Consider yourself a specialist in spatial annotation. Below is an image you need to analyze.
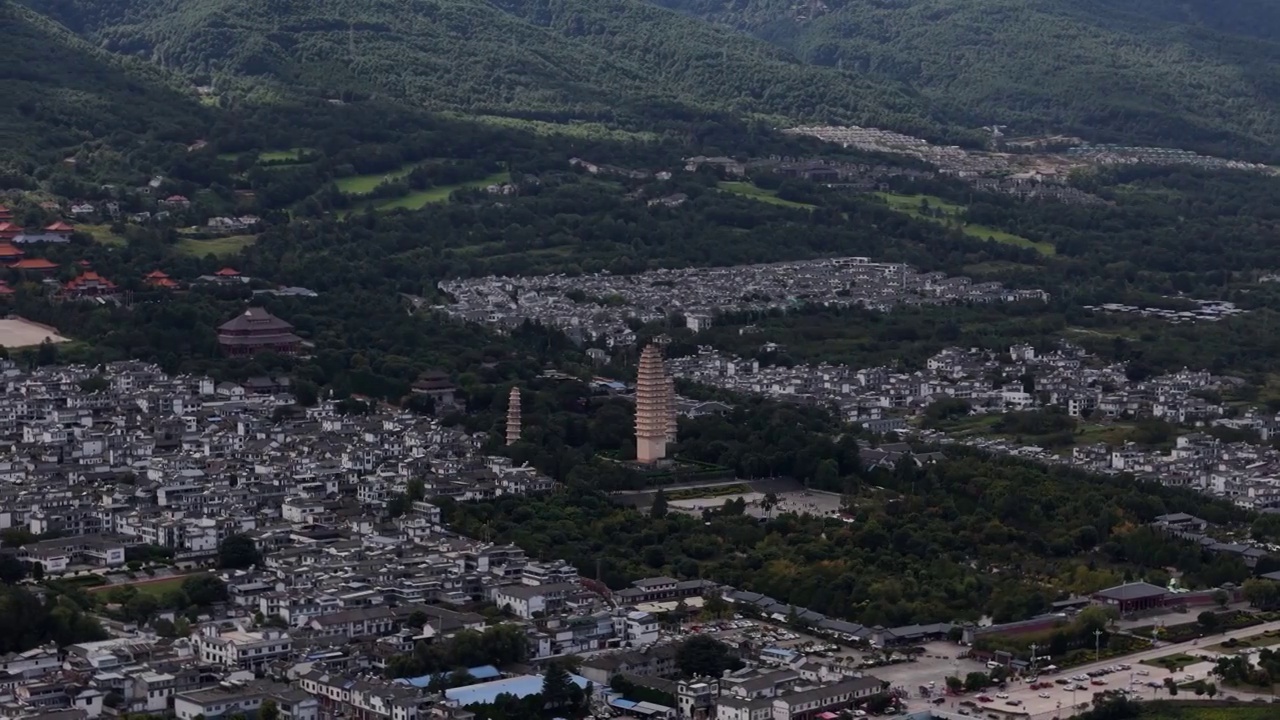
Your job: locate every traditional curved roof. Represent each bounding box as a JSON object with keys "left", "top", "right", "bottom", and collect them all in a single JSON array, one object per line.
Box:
[{"left": 12, "top": 258, "right": 58, "bottom": 270}]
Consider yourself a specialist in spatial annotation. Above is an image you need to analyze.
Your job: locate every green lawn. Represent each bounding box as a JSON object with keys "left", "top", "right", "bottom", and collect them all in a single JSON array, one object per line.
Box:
[
  {"left": 1063, "top": 326, "right": 1140, "bottom": 340},
  {"left": 455, "top": 113, "right": 660, "bottom": 142},
  {"left": 217, "top": 147, "right": 312, "bottom": 164},
  {"left": 1140, "top": 652, "right": 1199, "bottom": 671},
  {"left": 259, "top": 148, "right": 311, "bottom": 163},
  {"left": 335, "top": 164, "right": 417, "bottom": 194},
  {"left": 936, "top": 419, "right": 1143, "bottom": 453},
  {"left": 78, "top": 223, "right": 129, "bottom": 247},
  {"left": 92, "top": 575, "right": 186, "bottom": 599},
  {"left": 449, "top": 243, "right": 579, "bottom": 260},
  {"left": 720, "top": 181, "right": 815, "bottom": 209},
  {"left": 874, "top": 191, "right": 1056, "bottom": 256},
  {"left": 374, "top": 172, "right": 512, "bottom": 211},
  {"left": 1255, "top": 374, "right": 1280, "bottom": 405},
  {"left": 931, "top": 413, "right": 1002, "bottom": 437},
  {"left": 1074, "top": 423, "right": 1137, "bottom": 446},
  {"left": 1207, "top": 629, "right": 1280, "bottom": 653},
  {"left": 877, "top": 191, "right": 966, "bottom": 215},
  {"left": 668, "top": 484, "right": 752, "bottom": 501},
  {"left": 961, "top": 261, "right": 1041, "bottom": 275},
  {"left": 175, "top": 234, "right": 256, "bottom": 258},
  {"left": 1142, "top": 705, "right": 1280, "bottom": 720}
]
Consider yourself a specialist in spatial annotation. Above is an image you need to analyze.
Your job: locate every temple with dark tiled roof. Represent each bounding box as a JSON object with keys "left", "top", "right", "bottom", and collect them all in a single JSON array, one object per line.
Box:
[{"left": 217, "top": 307, "right": 301, "bottom": 356}]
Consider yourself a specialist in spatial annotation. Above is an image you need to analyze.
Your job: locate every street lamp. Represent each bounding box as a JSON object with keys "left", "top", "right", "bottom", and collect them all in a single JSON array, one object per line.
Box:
[{"left": 1094, "top": 629, "right": 1104, "bottom": 662}]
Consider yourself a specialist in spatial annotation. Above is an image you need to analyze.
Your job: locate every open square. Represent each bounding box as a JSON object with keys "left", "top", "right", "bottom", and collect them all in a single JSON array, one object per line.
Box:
[{"left": 0, "top": 317, "right": 70, "bottom": 348}]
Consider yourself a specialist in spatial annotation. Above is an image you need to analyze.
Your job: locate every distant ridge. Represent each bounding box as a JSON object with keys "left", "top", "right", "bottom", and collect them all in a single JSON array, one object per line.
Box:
[
  {"left": 650, "top": 0, "right": 1280, "bottom": 158},
  {"left": 17, "top": 0, "right": 945, "bottom": 137}
]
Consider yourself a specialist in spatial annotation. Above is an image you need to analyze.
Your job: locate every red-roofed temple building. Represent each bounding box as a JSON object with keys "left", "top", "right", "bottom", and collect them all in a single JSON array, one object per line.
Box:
[
  {"left": 62, "top": 271, "right": 118, "bottom": 299},
  {"left": 217, "top": 308, "right": 302, "bottom": 356},
  {"left": 12, "top": 258, "right": 59, "bottom": 273},
  {"left": 16, "top": 221, "right": 75, "bottom": 244},
  {"left": 0, "top": 244, "right": 24, "bottom": 264},
  {"left": 144, "top": 270, "right": 179, "bottom": 289}
]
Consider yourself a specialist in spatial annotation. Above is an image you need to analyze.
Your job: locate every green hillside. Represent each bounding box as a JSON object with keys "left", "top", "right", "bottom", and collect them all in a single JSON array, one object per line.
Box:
[
  {"left": 19, "top": 0, "right": 945, "bottom": 136},
  {"left": 0, "top": 1, "right": 208, "bottom": 171},
  {"left": 16, "top": 0, "right": 1280, "bottom": 160},
  {"left": 651, "top": 0, "right": 1280, "bottom": 158}
]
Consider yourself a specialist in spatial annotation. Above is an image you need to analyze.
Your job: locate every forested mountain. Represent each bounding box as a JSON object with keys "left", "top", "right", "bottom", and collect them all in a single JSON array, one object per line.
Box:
[
  {"left": 1, "top": 2, "right": 207, "bottom": 172},
  {"left": 17, "top": 0, "right": 941, "bottom": 136},
  {"left": 651, "top": 0, "right": 1280, "bottom": 156},
  {"left": 17, "top": 0, "right": 1280, "bottom": 155}
]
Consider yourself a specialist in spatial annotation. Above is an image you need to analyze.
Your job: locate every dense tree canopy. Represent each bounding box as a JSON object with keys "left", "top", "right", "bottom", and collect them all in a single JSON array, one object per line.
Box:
[
  {"left": 443, "top": 449, "right": 1254, "bottom": 626},
  {"left": 217, "top": 535, "right": 261, "bottom": 569},
  {"left": 385, "top": 623, "right": 530, "bottom": 679},
  {"left": 657, "top": 0, "right": 1280, "bottom": 159},
  {"left": 0, "top": 584, "right": 106, "bottom": 653}
]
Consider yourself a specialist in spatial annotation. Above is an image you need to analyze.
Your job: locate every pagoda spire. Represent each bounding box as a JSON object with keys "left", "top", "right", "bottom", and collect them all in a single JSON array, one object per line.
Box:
[
  {"left": 505, "top": 387, "right": 522, "bottom": 446},
  {"left": 635, "top": 343, "right": 670, "bottom": 463},
  {"left": 665, "top": 375, "right": 678, "bottom": 442}
]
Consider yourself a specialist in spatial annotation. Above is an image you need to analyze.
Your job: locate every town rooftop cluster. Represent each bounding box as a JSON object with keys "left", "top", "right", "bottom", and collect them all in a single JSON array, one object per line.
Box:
[
  {"left": 0, "top": 361, "right": 975, "bottom": 720},
  {"left": 667, "top": 342, "right": 1235, "bottom": 436},
  {"left": 0, "top": 360, "right": 553, "bottom": 554},
  {"left": 438, "top": 257, "right": 1047, "bottom": 347}
]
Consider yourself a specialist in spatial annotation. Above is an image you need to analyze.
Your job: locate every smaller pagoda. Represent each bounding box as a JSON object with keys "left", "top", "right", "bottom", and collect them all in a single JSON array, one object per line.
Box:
[{"left": 505, "top": 387, "right": 522, "bottom": 446}]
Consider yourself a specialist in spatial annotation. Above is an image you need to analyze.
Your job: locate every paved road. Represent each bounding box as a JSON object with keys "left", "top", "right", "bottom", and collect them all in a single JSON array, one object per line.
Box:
[{"left": 908, "top": 619, "right": 1280, "bottom": 718}]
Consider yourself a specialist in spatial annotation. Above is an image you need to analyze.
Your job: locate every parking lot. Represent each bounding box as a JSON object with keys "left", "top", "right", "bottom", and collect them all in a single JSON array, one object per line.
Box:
[
  {"left": 872, "top": 643, "right": 990, "bottom": 694},
  {"left": 668, "top": 613, "right": 1280, "bottom": 718},
  {"left": 679, "top": 618, "right": 989, "bottom": 698},
  {"left": 692, "top": 617, "right": 833, "bottom": 650}
]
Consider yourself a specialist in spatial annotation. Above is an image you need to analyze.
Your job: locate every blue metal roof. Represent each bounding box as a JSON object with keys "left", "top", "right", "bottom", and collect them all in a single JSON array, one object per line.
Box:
[
  {"left": 445, "top": 673, "right": 591, "bottom": 706},
  {"left": 396, "top": 664, "right": 503, "bottom": 689}
]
